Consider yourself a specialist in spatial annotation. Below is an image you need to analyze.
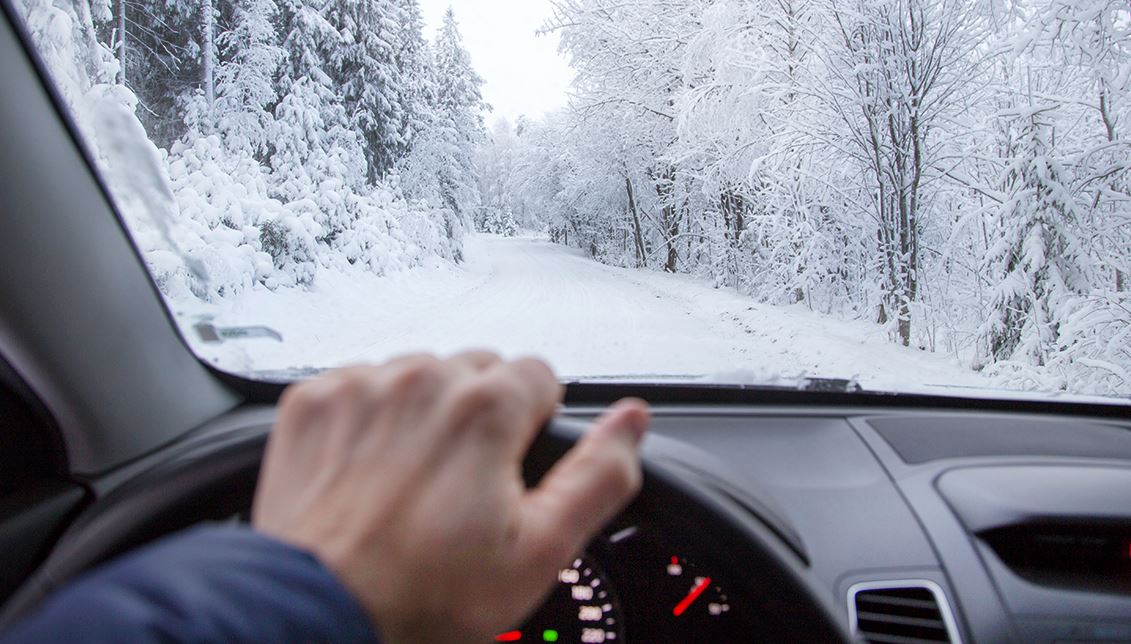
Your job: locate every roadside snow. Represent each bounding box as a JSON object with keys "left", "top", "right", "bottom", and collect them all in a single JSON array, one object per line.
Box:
[{"left": 176, "top": 234, "right": 999, "bottom": 394}]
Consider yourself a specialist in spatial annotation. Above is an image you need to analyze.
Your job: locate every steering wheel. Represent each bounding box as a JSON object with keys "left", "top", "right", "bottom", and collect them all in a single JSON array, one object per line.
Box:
[{"left": 0, "top": 415, "right": 851, "bottom": 641}]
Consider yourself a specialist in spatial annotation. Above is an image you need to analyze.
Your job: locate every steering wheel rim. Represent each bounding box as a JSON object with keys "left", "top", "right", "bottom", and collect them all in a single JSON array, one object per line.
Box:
[{"left": 0, "top": 417, "right": 852, "bottom": 642}]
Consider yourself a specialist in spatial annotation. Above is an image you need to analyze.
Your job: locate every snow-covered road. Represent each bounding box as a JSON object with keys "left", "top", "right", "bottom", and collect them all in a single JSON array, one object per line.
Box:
[{"left": 189, "top": 234, "right": 989, "bottom": 392}]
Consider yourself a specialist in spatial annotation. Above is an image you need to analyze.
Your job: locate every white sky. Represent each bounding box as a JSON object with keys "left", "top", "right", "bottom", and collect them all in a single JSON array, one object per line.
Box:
[{"left": 419, "top": 0, "right": 572, "bottom": 124}]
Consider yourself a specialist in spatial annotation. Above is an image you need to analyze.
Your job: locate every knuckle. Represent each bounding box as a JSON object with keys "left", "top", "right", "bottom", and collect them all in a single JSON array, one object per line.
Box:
[
  {"left": 491, "top": 370, "right": 529, "bottom": 407},
  {"left": 326, "top": 372, "right": 370, "bottom": 405},
  {"left": 455, "top": 349, "right": 502, "bottom": 365},
  {"left": 482, "top": 372, "right": 533, "bottom": 432},
  {"left": 279, "top": 381, "right": 328, "bottom": 417},
  {"left": 447, "top": 378, "right": 499, "bottom": 420},
  {"left": 514, "top": 356, "right": 556, "bottom": 383},
  {"left": 389, "top": 351, "right": 436, "bottom": 365},
  {"left": 444, "top": 373, "right": 527, "bottom": 440},
  {"left": 276, "top": 381, "right": 340, "bottom": 438},
  {"left": 383, "top": 357, "right": 441, "bottom": 398}
]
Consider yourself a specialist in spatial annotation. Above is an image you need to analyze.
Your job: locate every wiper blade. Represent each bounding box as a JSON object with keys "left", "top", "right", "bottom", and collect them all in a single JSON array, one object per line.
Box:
[
  {"left": 795, "top": 377, "right": 864, "bottom": 394},
  {"left": 195, "top": 322, "right": 283, "bottom": 344}
]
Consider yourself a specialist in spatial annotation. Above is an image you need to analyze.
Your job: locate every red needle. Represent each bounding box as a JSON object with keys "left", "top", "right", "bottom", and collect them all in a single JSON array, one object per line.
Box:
[{"left": 672, "top": 576, "right": 712, "bottom": 617}]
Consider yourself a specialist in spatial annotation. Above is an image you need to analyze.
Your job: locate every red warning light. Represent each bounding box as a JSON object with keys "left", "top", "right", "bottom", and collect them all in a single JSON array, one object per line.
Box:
[{"left": 495, "top": 631, "right": 522, "bottom": 642}]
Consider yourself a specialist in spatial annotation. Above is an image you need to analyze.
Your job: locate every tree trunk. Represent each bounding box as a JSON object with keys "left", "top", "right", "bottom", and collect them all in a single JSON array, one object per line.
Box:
[
  {"left": 733, "top": 192, "right": 745, "bottom": 239},
  {"left": 653, "top": 167, "right": 679, "bottom": 273},
  {"left": 117, "top": 0, "right": 126, "bottom": 84},
  {"left": 202, "top": 0, "right": 215, "bottom": 117},
  {"left": 626, "top": 177, "right": 645, "bottom": 268},
  {"left": 665, "top": 210, "right": 679, "bottom": 273}
]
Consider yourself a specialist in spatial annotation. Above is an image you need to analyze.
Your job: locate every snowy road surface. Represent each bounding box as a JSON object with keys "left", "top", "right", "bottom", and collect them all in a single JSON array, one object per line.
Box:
[{"left": 189, "top": 234, "right": 990, "bottom": 393}]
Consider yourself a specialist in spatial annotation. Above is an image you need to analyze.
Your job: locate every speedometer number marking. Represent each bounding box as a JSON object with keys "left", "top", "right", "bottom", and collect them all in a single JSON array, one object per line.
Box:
[
  {"left": 517, "top": 555, "right": 622, "bottom": 643},
  {"left": 578, "top": 605, "right": 603, "bottom": 621},
  {"left": 581, "top": 628, "right": 609, "bottom": 642},
  {"left": 667, "top": 556, "right": 682, "bottom": 576}
]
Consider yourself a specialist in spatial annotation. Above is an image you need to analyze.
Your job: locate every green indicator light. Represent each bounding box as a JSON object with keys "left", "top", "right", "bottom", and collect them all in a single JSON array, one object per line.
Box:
[{"left": 542, "top": 630, "right": 559, "bottom": 642}]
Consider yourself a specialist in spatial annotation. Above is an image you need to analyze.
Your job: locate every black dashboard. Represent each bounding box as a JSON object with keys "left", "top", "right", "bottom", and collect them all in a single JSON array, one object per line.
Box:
[
  {"left": 6, "top": 404, "right": 1131, "bottom": 643},
  {"left": 539, "top": 406, "right": 1131, "bottom": 644}
]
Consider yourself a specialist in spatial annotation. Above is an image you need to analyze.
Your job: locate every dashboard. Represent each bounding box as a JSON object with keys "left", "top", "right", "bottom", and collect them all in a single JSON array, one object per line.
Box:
[
  {"left": 540, "top": 405, "right": 1131, "bottom": 644},
  {"left": 6, "top": 404, "right": 1131, "bottom": 643}
]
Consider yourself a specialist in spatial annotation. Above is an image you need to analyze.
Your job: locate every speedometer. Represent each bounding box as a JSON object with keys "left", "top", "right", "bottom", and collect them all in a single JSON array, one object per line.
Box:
[{"left": 496, "top": 554, "right": 624, "bottom": 643}]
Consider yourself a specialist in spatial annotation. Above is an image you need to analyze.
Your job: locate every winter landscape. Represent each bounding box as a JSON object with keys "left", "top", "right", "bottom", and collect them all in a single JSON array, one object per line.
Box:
[{"left": 14, "top": 0, "right": 1131, "bottom": 398}]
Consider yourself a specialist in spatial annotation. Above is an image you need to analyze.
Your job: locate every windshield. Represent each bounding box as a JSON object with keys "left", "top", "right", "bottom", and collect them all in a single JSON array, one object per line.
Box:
[{"left": 12, "top": 0, "right": 1131, "bottom": 402}]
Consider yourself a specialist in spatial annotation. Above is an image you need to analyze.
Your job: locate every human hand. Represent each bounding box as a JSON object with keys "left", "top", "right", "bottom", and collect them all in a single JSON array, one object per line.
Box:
[{"left": 252, "top": 352, "right": 650, "bottom": 643}]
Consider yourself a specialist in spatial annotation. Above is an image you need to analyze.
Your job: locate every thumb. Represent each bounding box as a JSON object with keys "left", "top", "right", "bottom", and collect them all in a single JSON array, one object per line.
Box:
[{"left": 520, "top": 399, "right": 650, "bottom": 567}]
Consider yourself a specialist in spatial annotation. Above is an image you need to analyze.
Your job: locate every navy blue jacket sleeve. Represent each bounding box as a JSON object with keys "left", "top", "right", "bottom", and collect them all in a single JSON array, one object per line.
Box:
[{"left": 0, "top": 526, "right": 380, "bottom": 643}]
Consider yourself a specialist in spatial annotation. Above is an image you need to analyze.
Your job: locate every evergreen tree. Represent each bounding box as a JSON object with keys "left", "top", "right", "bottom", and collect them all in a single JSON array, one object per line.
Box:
[
  {"left": 273, "top": 0, "right": 367, "bottom": 222},
  {"left": 323, "top": 0, "right": 419, "bottom": 182},
  {"left": 391, "top": 0, "right": 433, "bottom": 157},
  {"left": 979, "top": 108, "right": 1090, "bottom": 368},
  {"left": 214, "top": 0, "right": 284, "bottom": 157},
  {"left": 428, "top": 8, "right": 486, "bottom": 222}
]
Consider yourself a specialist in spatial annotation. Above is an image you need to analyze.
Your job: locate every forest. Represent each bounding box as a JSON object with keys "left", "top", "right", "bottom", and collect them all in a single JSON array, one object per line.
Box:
[
  {"left": 18, "top": 0, "right": 486, "bottom": 296},
  {"left": 14, "top": 0, "right": 1131, "bottom": 396},
  {"left": 478, "top": 0, "right": 1131, "bottom": 396}
]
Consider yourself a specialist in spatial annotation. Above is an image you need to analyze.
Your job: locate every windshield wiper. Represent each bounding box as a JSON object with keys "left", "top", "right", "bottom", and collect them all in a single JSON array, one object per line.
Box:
[
  {"left": 194, "top": 322, "right": 283, "bottom": 344},
  {"left": 796, "top": 377, "right": 864, "bottom": 394}
]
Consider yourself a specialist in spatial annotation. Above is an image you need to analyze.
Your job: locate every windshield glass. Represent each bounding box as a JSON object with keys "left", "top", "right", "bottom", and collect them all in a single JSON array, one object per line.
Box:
[{"left": 12, "top": 0, "right": 1131, "bottom": 402}]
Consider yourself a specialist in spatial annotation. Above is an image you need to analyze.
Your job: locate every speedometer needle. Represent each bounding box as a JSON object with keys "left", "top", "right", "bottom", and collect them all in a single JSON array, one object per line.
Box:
[{"left": 672, "top": 576, "right": 712, "bottom": 616}]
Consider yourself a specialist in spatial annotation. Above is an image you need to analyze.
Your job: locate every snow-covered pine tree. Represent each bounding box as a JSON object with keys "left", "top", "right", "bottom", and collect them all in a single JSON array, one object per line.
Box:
[
  {"left": 269, "top": 76, "right": 362, "bottom": 280},
  {"left": 392, "top": 0, "right": 433, "bottom": 159},
  {"left": 979, "top": 106, "right": 1090, "bottom": 370},
  {"left": 273, "top": 0, "right": 366, "bottom": 237},
  {"left": 429, "top": 8, "right": 485, "bottom": 221},
  {"left": 214, "top": 0, "right": 283, "bottom": 158},
  {"left": 399, "top": 7, "right": 484, "bottom": 253},
  {"left": 323, "top": 0, "right": 413, "bottom": 182}
]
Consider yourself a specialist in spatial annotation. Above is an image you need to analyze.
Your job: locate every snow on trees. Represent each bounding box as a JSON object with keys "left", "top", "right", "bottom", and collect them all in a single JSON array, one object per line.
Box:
[
  {"left": 426, "top": 9, "right": 485, "bottom": 219},
  {"left": 397, "top": 8, "right": 485, "bottom": 255},
  {"left": 214, "top": 0, "right": 282, "bottom": 157},
  {"left": 463, "top": 0, "right": 1130, "bottom": 395},
  {"left": 19, "top": 0, "right": 482, "bottom": 297},
  {"left": 978, "top": 107, "right": 1089, "bottom": 370},
  {"left": 16, "top": 0, "right": 1131, "bottom": 396}
]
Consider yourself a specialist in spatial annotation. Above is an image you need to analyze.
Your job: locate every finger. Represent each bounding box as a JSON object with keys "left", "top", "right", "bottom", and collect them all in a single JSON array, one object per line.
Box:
[
  {"left": 520, "top": 399, "right": 650, "bottom": 562},
  {"left": 446, "top": 349, "right": 503, "bottom": 373},
  {"left": 273, "top": 375, "right": 345, "bottom": 446},
  {"left": 505, "top": 358, "right": 565, "bottom": 456},
  {"left": 453, "top": 358, "right": 561, "bottom": 452},
  {"left": 255, "top": 376, "right": 350, "bottom": 518},
  {"left": 349, "top": 356, "right": 448, "bottom": 453}
]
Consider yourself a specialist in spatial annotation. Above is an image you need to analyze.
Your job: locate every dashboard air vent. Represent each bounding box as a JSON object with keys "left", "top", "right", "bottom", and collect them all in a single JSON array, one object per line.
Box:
[{"left": 849, "top": 581, "right": 960, "bottom": 644}]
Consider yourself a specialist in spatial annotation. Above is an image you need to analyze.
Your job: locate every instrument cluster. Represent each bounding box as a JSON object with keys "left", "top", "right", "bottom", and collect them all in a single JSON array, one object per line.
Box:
[{"left": 498, "top": 513, "right": 758, "bottom": 643}]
